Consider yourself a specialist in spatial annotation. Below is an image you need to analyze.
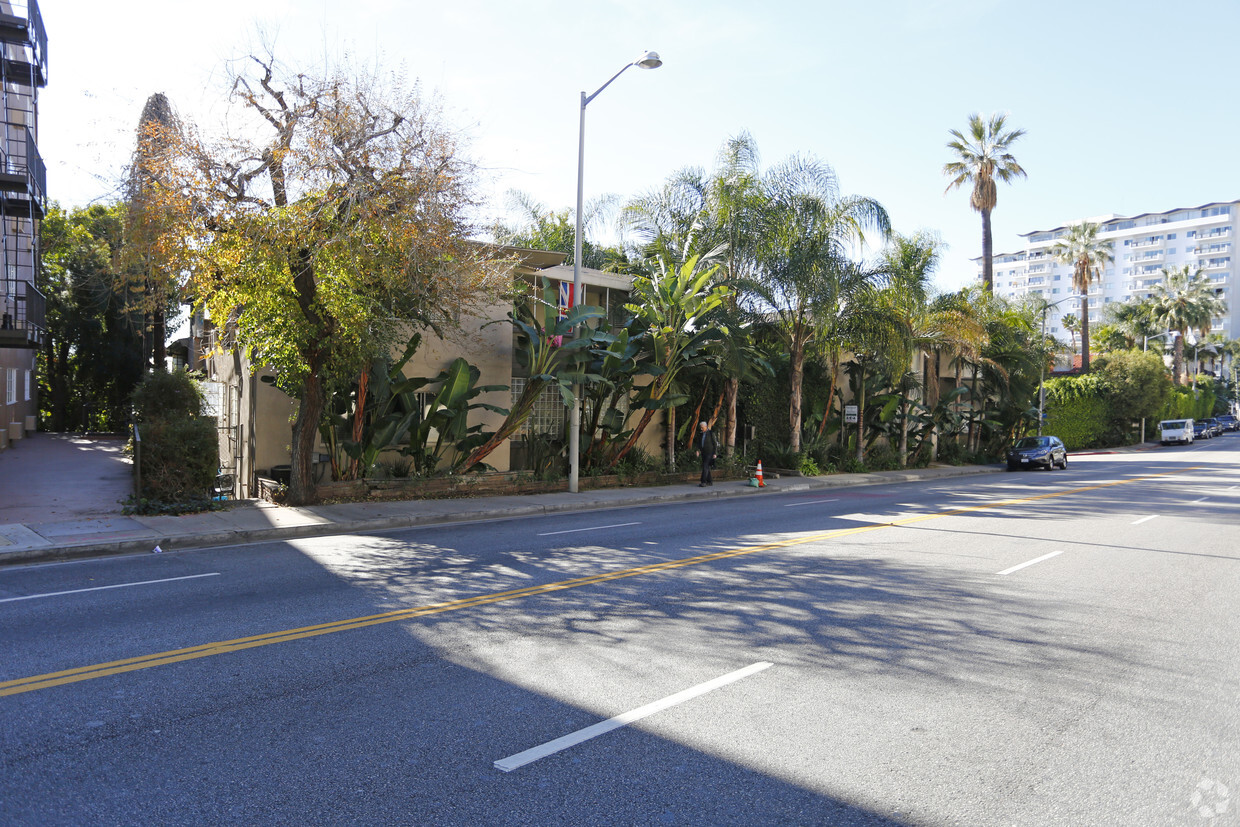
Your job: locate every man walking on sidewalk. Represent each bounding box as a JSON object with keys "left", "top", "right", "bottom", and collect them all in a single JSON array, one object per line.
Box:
[{"left": 696, "top": 420, "right": 718, "bottom": 487}]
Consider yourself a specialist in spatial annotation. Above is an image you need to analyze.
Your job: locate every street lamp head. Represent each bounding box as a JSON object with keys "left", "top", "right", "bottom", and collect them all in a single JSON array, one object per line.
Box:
[{"left": 635, "top": 51, "right": 663, "bottom": 69}]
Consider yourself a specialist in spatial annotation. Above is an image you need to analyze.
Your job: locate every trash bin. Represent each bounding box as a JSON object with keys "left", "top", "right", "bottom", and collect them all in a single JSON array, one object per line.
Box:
[{"left": 269, "top": 464, "right": 291, "bottom": 485}]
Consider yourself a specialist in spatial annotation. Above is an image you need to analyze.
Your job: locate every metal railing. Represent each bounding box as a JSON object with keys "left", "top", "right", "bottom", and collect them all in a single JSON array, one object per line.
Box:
[{"left": 0, "top": 276, "right": 43, "bottom": 341}]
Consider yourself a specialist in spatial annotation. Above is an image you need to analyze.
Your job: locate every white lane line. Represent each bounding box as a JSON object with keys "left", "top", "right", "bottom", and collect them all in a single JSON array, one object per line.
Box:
[
  {"left": 494, "top": 661, "right": 773, "bottom": 773},
  {"left": 1191, "top": 497, "right": 1210, "bottom": 504},
  {"left": 1132, "top": 515, "right": 1159, "bottom": 525},
  {"left": 0, "top": 572, "right": 221, "bottom": 604},
  {"left": 783, "top": 498, "right": 840, "bottom": 507},
  {"left": 997, "top": 551, "right": 1063, "bottom": 576},
  {"left": 537, "top": 521, "right": 641, "bottom": 537}
]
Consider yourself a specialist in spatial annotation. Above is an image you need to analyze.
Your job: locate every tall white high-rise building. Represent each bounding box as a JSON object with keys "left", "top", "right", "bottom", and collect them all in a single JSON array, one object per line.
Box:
[{"left": 983, "top": 200, "right": 1236, "bottom": 342}]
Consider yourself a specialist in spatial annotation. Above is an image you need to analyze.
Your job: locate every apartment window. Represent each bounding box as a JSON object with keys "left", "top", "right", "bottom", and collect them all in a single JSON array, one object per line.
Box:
[
  {"left": 1053, "top": 275, "right": 1061, "bottom": 281},
  {"left": 1168, "top": 248, "right": 1175, "bottom": 255},
  {"left": 1167, "top": 233, "right": 1176, "bottom": 239},
  {"left": 1188, "top": 230, "right": 1196, "bottom": 238},
  {"left": 1052, "top": 288, "right": 1060, "bottom": 294},
  {"left": 24, "top": 369, "right": 30, "bottom": 401},
  {"left": 5, "top": 369, "right": 14, "bottom": 405}
]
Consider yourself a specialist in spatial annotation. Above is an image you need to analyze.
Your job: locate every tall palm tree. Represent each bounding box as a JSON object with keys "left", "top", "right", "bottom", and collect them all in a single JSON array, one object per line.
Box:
[
  {"left": 1150, "top": 265, "right": 1227, "bottom": 384},
  {"left": 1061, "top": 312, "right": 1080, "bottom": 355},
  {"left": 622, "top": 132, "right": 765, "bottom": 455},
  {"left": 741, "top": 156, "right": 890, "bottom": 453},
  {"left": 1052, "top": 222, "right": 1113, "bottom": 373},
  {"left": 943, "top": 113, "right": 1027, "bottom": 293}
]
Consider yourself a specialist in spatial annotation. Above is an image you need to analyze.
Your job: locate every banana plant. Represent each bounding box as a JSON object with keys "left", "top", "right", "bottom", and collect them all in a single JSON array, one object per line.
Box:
[{"left": 458, "top": 280, "right": 606, "bottom": 473}]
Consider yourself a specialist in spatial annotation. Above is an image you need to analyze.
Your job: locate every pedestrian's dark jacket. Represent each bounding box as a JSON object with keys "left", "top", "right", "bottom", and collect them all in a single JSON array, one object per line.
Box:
[{"left": 698, "top": 428, "right": 718, "bottom": 458}]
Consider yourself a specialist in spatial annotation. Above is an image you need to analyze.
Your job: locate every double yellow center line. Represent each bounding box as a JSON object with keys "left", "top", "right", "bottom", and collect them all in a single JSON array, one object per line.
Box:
[{"left": 1, "top": 466, "right": 1197, "bottom": 697}]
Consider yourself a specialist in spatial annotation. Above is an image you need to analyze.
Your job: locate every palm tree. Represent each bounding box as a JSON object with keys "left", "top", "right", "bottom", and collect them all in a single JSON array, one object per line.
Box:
[
  {"left": 1061, "top": 312, "right": 1079, "bottom": 354},
  {"left": 622, "top": 132, "right": 765, "bottom": 456},
  {"left": 741, "top": 156, "right": 890, "bottom": 453},
  {"left": 876, "top": 232, "right": 984, "bottom": 466},
  {"left": 943, "top": 113, "right": 1027, "bottom": 293},
  {"left": 1052, "top": 222, "right": 1113, "bottom": 372},
  {"left": 1104, "top": 297, "right": 1161, "bottom": 350},
  {"left": 1150, "top": 265, "right": 1227, "bottom": 384}
]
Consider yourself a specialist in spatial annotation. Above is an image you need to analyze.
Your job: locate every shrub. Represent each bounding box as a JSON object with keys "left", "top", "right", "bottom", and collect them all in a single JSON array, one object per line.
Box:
[
  {"left": 130, "top": 370, "right": 219, "bottom": 511},
  {"left": 137, "top": 415, "right": 219, "bottom": 507},
  {"left": 131, "top": 369, "right": 206, "bottom": 424},
  {"left": 1042, "top": 374, "right": 1109, "bottom": 450}
]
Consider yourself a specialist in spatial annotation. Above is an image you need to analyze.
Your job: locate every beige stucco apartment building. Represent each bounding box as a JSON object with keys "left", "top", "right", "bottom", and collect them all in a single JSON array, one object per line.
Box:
[{"left": 197, "top": 248, "right": 661, "bottom": 497}]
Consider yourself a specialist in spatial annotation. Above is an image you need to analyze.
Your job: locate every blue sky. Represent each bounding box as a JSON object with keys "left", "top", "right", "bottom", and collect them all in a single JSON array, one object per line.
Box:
[{"left": 41, "top": 0, "right": 1240, "bottom": 292}]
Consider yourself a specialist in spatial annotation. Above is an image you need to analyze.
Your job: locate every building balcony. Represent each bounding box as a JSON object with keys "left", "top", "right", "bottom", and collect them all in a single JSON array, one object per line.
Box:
[
  {"left": 1202, "top": 259, "right": 1231, "bottom": 271},
  {"left": 1193, "top": 243, "right": 1231, "bottom": 256},
  {"left": 1195, "top": 228, "right": 1231, "bottom": 241},
  {"left": 0, "top": 276, "right": 44, "bottom": 348},
  {"left": 1129, "top": 238, "right": 1164, "bottom": 249},
  {"left": 0, "top": 0, "right": 47, "bottom": 87},
  {"left": 0, "top": 125, "right": 45, "bottom": 217},
  {"left": 1131, "top": 251, "right": 1165, "bottom": 263}
]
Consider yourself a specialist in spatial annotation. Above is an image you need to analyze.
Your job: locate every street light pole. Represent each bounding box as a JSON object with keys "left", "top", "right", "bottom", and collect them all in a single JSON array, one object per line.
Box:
[{"left": 568, "top": 51, "right": 662, "bottom": 494}]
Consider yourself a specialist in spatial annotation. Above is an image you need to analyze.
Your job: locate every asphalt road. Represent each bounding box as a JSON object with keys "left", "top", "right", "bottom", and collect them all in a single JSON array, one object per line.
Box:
[{"left": 2, "top": 440, "right": 1239, "bottom": 826}]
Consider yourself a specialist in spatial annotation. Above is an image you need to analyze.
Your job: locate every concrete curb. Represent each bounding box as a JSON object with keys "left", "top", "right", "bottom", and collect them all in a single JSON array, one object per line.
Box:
[{"left": 0, "top": 463, "right": 1009, "bottom": 566}]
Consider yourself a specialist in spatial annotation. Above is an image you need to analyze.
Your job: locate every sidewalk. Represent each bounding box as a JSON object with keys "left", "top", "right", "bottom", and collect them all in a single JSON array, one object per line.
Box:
[{"left": 0, "top": 462, "right": 1009, "bottom": 567}]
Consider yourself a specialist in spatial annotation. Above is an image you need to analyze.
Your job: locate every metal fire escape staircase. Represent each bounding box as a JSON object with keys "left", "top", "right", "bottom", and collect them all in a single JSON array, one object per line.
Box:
[{"left": 0, "top": 0, "right": 45, "bottom": 350}]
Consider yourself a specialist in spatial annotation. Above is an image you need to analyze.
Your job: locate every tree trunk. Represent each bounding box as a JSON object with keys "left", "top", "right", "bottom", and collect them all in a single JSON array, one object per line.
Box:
[
  {"left": 723, "top": 377, "right": 738, "bottom": 457},
  {"left": 926, "top": 349, "right": 941, "bottom": 462},
  {"left": 665, "top": 403, "right": 676, "bottom": 472},
  {"left": 817, "top": 353, "right": 838, "bottom": 439},
  {"left": 288, "top": 369, "right": 325, "bottom": 506},
  {"left": 1079, "top": 293, "right": 1091, "bottom": 373},
  {"left": 151, "top": 303, "right": 166, "bottom": 370},
  {"left": 789, "top": 337, "right": 805, "bottom": 453},
  {"left": 899, "top": 392, "right": 909, "bottom": 468},
  {"left": 855, "top": 367, "right": 865, "bottom": 464},
  {"left": 347, "top": 369, "right": 370, "bottom": 480},
  {"left": 981, "top": 208, "right": 994, "bottom": 293},
  {"left": 685, "top": 386, "right": 707, "bottom": 451},
  {"left": 1173, "top": 331, "right": 1184, "bottom": 385}
]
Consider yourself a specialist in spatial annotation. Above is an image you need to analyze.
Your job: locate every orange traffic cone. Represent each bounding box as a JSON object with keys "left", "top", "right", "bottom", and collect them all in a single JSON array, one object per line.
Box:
[{"left": 755, "top": 460, "right": 765, "bottom": 487}]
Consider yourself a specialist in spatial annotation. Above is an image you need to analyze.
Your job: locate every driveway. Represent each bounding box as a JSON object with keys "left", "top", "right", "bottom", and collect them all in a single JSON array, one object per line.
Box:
[{"left": 0, "top": 433, "right": 133, "bottom": 524}]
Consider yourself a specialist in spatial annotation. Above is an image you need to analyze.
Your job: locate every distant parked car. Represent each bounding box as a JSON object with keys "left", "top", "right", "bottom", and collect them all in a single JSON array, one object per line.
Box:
[
  {"left": 1216, "top": 414, "right": 1239, "bottom": 432},
  {"left": 1160, "top": 419, "right": 1194, "bottom": 445},
  {"left": 1006, "top": 435, "right": 1068, "bottom": 471},
  {"left": 1193, "top": 420, "right": 1212, "bottom": 440},
  {"left": 1203, "top": 418, "right": 1225, "bottom": 437}
]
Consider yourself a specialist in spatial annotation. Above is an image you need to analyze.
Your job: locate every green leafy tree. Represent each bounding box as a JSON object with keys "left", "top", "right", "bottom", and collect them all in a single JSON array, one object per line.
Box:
[
  {"left": 155, "top": 53, "right": 506, "bottom": 505},
  {"left": 943, "top": 113, "right": 1027, "bottom": 293},
  {"left": 1052, "top": 222, "right": 1113, "bottom": 372},
  {"left": 39, "top": 203, "right": 145, "bottom": 431},
  {"left": 1092, "top": 350, "right": 1171, "bottom": 442},
  {"left": 121, "top": 92, "right": 186, "bottom": 370}
]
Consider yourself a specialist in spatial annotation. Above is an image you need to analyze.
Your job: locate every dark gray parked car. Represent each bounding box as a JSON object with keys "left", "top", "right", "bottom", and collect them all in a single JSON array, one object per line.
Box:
[{"left": 1006, "top": 435, "right": 1068, "bottom": 471}]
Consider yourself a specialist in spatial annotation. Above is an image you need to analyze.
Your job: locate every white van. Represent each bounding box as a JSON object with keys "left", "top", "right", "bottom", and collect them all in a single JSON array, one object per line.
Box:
[{"left": 1159, "top": 419, "right": 1194, "bottom": 445}]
